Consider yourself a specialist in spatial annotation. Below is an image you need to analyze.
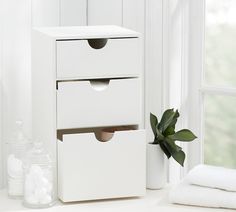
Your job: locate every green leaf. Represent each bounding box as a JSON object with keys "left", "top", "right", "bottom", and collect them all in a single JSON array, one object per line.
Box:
[
  {"left": 163, "top": 110, "right": 179, "bottom": 136},
  {"left": 158, "top": 109, "right": 177, "bottom": 133},
  {"left": 167, "top": 110, "right": 179, "bottom": 129},
  {"left": 175, "top": 144, "right": 182, "bottom": 152},
  {"left": 150, "top": 113, "right": 158, "bottom": 137},
  {"left": 163, "top": 126, "right": 175, "bottom": 136},
  {"left": 172, "top": 150, "right": 185, "bottom": 167},
  {"left": 156, "top": 126, "right": 164, "bottom": 141},
  {"left": 168, "top": 129, "right": 197, "bottom": 142},
  {"left": 163, "top": 138, "right": 185, "bottom": 166},
  {"left": 165, "top": 138, "right": 182, "bottom": 152},
  {"left": 159, "top": 142, "right": 171, "bottom": 159}
]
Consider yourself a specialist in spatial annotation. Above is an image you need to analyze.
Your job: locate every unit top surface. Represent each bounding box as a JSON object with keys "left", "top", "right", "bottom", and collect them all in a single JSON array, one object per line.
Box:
[{"left": 33, "top": 25, "right": 140, "bottom": 40}]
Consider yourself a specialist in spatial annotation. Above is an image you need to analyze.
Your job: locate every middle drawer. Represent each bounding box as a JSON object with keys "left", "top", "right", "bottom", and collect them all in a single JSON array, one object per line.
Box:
[{"left": 56, "top": 78, "right": 142, "bottom": 129}]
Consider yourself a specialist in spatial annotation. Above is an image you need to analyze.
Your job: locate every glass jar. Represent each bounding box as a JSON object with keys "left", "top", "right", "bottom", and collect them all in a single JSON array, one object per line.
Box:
[
  {"left": 7, "top": 121, "right": 31, "bottom": 198},
  {"left": 23, "top": 142, "right": 55, "bottom": 208}
]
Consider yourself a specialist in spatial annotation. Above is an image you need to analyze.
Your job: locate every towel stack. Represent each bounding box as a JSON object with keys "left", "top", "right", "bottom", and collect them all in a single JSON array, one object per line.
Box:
[{"left": 169, "top": 164, "right": 236, "bottom": 209}]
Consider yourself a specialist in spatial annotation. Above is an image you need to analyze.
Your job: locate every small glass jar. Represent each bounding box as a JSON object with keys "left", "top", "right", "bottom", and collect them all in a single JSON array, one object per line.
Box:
[
  {"left": 23, "top": 142, "right": 55, "bottom": 208},
  {"left": 7, "top": 121, "right": 31, "bottom": 198}
]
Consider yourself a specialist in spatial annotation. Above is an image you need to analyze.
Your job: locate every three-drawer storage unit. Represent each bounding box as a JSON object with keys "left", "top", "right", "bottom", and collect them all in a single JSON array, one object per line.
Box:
[{"left": 32, "top": 25, "right": 146, "bottom": 202}]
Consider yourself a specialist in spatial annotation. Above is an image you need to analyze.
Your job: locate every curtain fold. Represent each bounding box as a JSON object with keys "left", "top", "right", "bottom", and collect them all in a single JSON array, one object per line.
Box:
[
  {"left": 0, "top": 0, "right": 32, "bottom": 187},
  {"left": 0, "top": 0, "right": 3, "bottom": 189},
  {"left": 0, "top": 0, "right": 59, "bottom": 188}
]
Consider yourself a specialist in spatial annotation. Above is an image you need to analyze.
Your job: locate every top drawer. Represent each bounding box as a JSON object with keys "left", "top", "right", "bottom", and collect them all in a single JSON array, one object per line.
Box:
[{"left": 56, "top": 38, "right": 141, "bottom": 79}]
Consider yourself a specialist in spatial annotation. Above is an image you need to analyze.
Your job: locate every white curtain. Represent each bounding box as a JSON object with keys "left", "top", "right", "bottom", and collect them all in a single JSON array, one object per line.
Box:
[
  {"left": 0, "top": 0, "right": 32, "bottom": 188},
  {"left": 0, "top": 0, "right": 3, "bottom": 188},
  {"left": 0, "top": 0, "right": 59, "bottom": 189}
]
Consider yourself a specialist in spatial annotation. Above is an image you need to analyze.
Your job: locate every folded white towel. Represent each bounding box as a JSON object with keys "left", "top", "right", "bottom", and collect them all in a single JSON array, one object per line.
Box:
[
  {"left": 169, "top": 182, "right": 236, "bottom": 209},
  {"left": 185, "top": 164, "right": 236, "bottom": 191}
]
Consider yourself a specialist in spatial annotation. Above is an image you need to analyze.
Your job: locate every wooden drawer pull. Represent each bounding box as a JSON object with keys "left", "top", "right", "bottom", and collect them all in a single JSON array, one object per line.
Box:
[
  {"left": 88, "top": 38, "right": 108, "bottom": 49},
  {"left": 89, "top": 79, "right": 110, "bottom": 91}
]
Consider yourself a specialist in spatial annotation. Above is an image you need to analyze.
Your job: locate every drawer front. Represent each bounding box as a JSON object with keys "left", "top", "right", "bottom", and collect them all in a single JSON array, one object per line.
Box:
[
  {"left": 56, "top": 38, "right": 141, "bottom": 79},
  {"left": 57, "top": 130, "right": 146, "bottom": 202},
  {"left": 56, "top": 78, "right": 142, "bottom": 129}
]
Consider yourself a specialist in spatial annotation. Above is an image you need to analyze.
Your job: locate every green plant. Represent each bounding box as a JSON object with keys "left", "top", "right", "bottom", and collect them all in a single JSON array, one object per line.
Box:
[{"left": 150, "top": 109, "right": 197, "bottom": 166}]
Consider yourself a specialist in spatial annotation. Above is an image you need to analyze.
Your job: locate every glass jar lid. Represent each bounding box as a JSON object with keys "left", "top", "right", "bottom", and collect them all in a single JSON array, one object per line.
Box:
[{"left": 23, "top": 142, "right": 53, "bottom": 167}]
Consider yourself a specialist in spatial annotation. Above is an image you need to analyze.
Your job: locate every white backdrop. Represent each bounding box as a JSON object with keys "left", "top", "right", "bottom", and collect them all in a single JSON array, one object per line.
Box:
[
  {"left": 0, "top": 0, "right": 3, "bottom": 188},
  {"left": 0, "top": 0, "right": 59, "bottom": 188},
  {"left": 0, "top": 0, "right": 32, "bottom": 188}
]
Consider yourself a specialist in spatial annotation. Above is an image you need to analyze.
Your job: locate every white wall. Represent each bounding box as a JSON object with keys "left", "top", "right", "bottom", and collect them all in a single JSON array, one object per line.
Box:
[
  {"left": 32, "top": 0, "right": 59, "bottom": 27},
  {"left": 163, "top": 0, "right": 187, "bottom": 183},
  {"left": 60, "top": 0, "right": 86, "bottom": 26},
  {"left": 187, "top": 0, "right": 204, "bottom": 170},
  {"left": 162, "top": 0, "right": 200, "bottom": 180},
  {"left": 145, "top": 0, "right": 164, "bottom": 142}
]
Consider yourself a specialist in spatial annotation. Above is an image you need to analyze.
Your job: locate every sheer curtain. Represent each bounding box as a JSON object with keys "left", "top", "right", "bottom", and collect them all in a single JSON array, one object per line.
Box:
[
  {"left": 0, "top": 0, "right": 32, "bottom": 188},
  {"left": 0, "top": 0, "right": 59, "bottom": 188},
  {"left": 0, "top": 1, "right": 3, "bottom": 188}
]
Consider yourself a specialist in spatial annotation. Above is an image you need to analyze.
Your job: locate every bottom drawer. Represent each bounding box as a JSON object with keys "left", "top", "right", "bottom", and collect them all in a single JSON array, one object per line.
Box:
[{"left": 57, "top": 129, "right": 146, "bottom": 202}]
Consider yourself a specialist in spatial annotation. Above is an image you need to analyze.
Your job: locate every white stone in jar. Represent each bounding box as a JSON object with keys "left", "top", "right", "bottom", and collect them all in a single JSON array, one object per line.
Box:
[
  {"left": 7, "top": 154, "right": 23, "bottom": 178},
  {"left": 24, "top": 164, "right": 53, "bottom": 205},
  {"left": 40, "top": 195, "right": 52, "bottom": 205}
]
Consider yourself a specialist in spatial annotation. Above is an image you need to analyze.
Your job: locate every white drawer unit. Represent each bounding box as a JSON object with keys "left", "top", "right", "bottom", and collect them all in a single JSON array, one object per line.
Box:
[
  {"left": 58, "top": 130, "right": 146, "bottom": 202},
  {"left": 57, "top": 38, "right": 141, "bottom": 79},
  {"left": 32, "top": 26, "right": 145, "bottom": 203},
  {"left": 57, "top": 78, "right": 141, "bottom": 129}
]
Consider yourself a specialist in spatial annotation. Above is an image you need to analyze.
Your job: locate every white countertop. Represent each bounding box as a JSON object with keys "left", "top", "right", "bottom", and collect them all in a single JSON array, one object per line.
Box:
[{"left": 0, "top": 187, "right": 234, "bottom": 212}]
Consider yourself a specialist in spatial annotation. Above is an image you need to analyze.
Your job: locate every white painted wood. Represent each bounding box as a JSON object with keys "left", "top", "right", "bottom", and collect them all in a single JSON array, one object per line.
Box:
[
  {"left": 57, "top": 129, "right": 146, "bottom": 202},
  {"left": 145, "top": 0, "right": 164, "bottom": 142},
  {"left": 167, "top": 0, "right": 187, "bottom": 182},
  {"left": 34, "top": 25, "right": 139, "bottom": 40},
  {"left": 123, "top": 0, "right": 145, "bottom": 34},
  {"left": 187, "top": 0, "right": 236, "bottom": 169},
  {"left": 200, "top": 86, "right": 236, "bottom": 96},
  {"left": 123, "top": 0, "right": 139, "bottom": 31},
  {"left": 179, "top": 0, "right": 191, "bottom": 178},
  {"left": 32, "top": 26, "right": 145, "bottom": 201},
  {"left": 162, "top": 0, "right": 192, "bottom": 182},
  {"left": 31, "top": 29, "right": 59, "bottom": 205},
  {"left": 32, "top": 0, "right": 60, "bottom": 27},
  {"left": 60, "top": 0, "right": 87, "bottom": 26},
  {"left": 4, "top": 185, "right": 230, "bottom": 212},
  {"left": 161, "top": 0, "right": 204, "bottom": 177},
  {"left": 56, "top": 38, "right": 141, "bottom": 79},
  {"left": 57, "top": 79, "right": 142, "bottom": 129},
  {"left": 88, "top": 0, "right": 123, "bottom": 26},
  {"left": 187, "top": 0, "right": 205, "bottom": 170},
  {"left": 32, "top": 31, "right": 57, "bottom": 161}
]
